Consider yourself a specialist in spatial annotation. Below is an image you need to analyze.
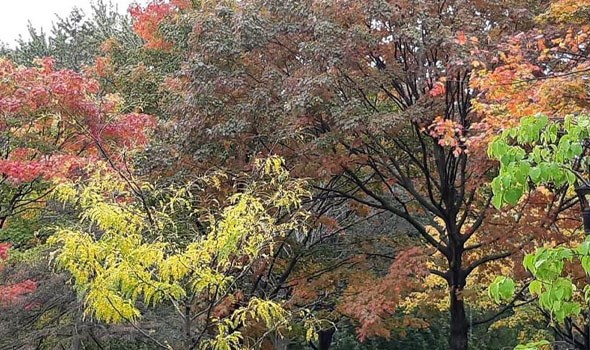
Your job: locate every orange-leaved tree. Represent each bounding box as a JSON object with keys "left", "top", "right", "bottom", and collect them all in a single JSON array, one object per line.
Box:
[
  {"left": 472, "top": 1, "right": 590, "bottom": 348},
  {"left": 0, "top": 56, "right": 155, "bottom": 231},
  {"left": 123, "top": 1, "right": 549, "bottom": 349}
]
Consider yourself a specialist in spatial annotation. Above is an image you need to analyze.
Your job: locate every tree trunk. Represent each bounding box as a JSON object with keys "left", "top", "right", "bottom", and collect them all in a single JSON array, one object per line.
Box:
[
  {"left": 183, "top": 302, "right": 193, "bottom": 350},
  {"left": 318, "top": 327, "right": 335, "bottom": 350},
  {"left": 71, "top": 307, "right": 83, "bottom": 350},
  {"left": 309, "top": 327, "right": 335, "bottom": 350},
  {"left": 449, "top": 285, "right": 469, "bottom": 350}
]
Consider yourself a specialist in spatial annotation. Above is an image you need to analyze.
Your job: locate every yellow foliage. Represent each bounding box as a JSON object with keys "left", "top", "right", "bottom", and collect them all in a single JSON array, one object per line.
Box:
[{"left": 49, "top": 157, "right": 309, "bottom": 348}]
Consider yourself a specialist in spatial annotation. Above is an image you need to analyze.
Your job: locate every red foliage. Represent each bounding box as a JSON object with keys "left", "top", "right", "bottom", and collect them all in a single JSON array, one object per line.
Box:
[
  {"left": 0, "top": 244, "right": 37, "bottom": 306},
  {"left": 455, "top": 31, "right": 468, "bottom": 45},
  {"left": 0, "top": 243, "right": 10, "bottom": 262},
  {"left": 103, "top": 113, "right": 158, "bottom": 148},
  {"left": 0, "top": 280, "right": 37, "bottom": 306},
  {"left": 129, "top": 0, "right": 189, "bottom": 50},
  {"left": 338, "top": 247, "right": 428, "bottom": 340},
  {"left": 428, "top": 82, "right": 446, "bottom": 97},
  {"left": 0, "top": 57, "right": 156, "bottom": 185},
  {"left": 428, "top": 116, "right": 465, "bottom": 156},
  {"left": 471, "top": 1, "right": 590, "bottom": 135}
]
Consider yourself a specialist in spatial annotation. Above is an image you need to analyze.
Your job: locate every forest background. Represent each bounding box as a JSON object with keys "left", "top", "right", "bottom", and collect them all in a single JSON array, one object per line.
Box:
[{"left": 1, "top": 1, "right": 590, "bottom": 350}]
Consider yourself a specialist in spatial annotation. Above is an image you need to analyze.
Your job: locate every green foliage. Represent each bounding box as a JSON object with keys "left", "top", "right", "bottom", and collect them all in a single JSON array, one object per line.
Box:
[
  {"left": 488, "top": 114, "right": 590, "bottom": 208},
  {"left": 488, "top": 276, "right": 516, "bottom": 304},
  {"left": 489, "top": 240, "right": 590, "bottom": 323},
  {"left": 513, "top": 340, "right": 551, "bottom": 350},
  {"left": 0, "top": 216, "right": 39, "bottom": 248},
  {"left": 524, "top": 246, "right": 583, "bottom": 322},
  {"left": 4, "top": 0, "right": 139, "bottom": 71},
  {"left": 487, "top": 113, "right": 590, "bottom": 347}
]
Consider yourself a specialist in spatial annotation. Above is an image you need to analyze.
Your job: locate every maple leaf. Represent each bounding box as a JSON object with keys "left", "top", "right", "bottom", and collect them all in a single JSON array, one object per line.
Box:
[
  {"left": 429, "top": 82, "right": 446, "bottom": 97},
  {"left": 455, "top": 31, "right": 468, "bottom": 45}
]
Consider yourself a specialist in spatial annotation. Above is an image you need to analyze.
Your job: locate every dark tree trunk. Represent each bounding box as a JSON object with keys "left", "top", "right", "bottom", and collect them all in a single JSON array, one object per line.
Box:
[
  {"left": 447, "top": 230, "right": 469, "bottom": 350},
  {"left": 183, "top": 302, "right": 192, "bottom": 350},
  {"left": 449, "top": 286, "right": 469, "bottom": 350},
  {"left": 318, "top": 327, "right": 335, "bottom": 350},
  {"left": 309, "top": 327, "right": 335, "bottom": 350}
]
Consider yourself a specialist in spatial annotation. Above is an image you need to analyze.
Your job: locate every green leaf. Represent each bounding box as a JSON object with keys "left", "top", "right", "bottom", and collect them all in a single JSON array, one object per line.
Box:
[
  {"left": 582, "top": 256, "right": 590, "bottom": 275},
  {"left": 563, "top": 302, "right": 581, "bottom": 317},
  {"left": 492, "top": 194, "right": 504, "bottom": 210},
  {"left": 523, "top": 254, "right": 536, "bottom": 273},
  {"left": 566, "top": 170, "right": 576, "bottom": 185},
  {"left": 530, "top": 167, "right": 541, "bottom": 182},
  {"left": 504, "top": 187, "right": 523, "bottom": 205},
  {"left": 516, "top": 162, "right": 531, "bottom": 183},
  {"left": 498, "top": 277, "right": 516, "bottom": 300},
  {"left": 500, "top": 154, "right": 513, "bottom": 166},
  {"left": 572, "top": 142, "right": 583, "bottom": 156},
  {"left": 578, "top": 239, "right": 590, "bottom": 255},
  {"left": 489, "top": 276, "right": 515, "bottom": 303},
  {"left": 514, "top": 340, "right": 550, "bottom": 350},
  {"left": 529, "top": 280, "right": 543, "bottom": 296}
]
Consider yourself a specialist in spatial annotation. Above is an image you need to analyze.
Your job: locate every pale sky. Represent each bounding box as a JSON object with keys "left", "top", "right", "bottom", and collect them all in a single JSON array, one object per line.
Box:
[{"left": 0, "top": 0, "right": 148, "bottom": 46}]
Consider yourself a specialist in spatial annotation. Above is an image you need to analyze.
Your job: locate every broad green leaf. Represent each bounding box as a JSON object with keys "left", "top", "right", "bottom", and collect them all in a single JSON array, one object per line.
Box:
[
  {"left": 505, "top": 187, "right": 523, "bottom": 205},
  {"left": 529, "top": 167, "right": 541, "bottom": 182},
  {"left": 529, "top": 280, "right": 543, "bottom": 296}
]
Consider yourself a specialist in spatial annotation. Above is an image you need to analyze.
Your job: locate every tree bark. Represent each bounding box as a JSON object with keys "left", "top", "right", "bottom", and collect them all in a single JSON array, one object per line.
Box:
[
  {"left": 447, "top": 234, "right": 469, "bottom": 350},
  {"left": 309, "top": 327, "right": 335, "bottom": 350},
  {"left": 318, "top": 327, "right": 335, "bottom": 350},
  {"left": 183, "top": 301, "right": 194, "bottom": 350},
  {"left": 449, "top": 285, "right": 469, "bottom": 350},
  {"left": 71, "top": 318, "right": 82, "bottom": 350}
]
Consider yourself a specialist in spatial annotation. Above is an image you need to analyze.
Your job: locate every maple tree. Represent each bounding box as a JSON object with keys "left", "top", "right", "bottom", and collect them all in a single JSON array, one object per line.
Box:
[
  {"left": 0, "top": 55, "right": 156, "bottom": 348},
  {"left": 0, "top": 56, "right": 155, "bottom": 231},
  {"left": 134, "top": 0, "right": 548, "bottom": 349}
]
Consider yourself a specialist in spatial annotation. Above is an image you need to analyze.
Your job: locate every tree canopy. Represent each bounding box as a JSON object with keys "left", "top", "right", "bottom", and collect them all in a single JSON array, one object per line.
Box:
[{"left": 3, "top": 1, "right": 590, "bottom": 350}]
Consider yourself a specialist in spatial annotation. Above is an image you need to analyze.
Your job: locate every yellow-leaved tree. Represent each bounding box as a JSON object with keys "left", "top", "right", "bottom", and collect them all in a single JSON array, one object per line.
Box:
[{"left": 48, "top": 156, "right": 311, "bottom": 349}]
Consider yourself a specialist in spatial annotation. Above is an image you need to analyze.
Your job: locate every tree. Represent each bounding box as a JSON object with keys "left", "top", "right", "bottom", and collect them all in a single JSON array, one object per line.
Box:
[
  {"left": 133, "top": 1, "right": 544, "bottom": 348},
  {"left": 474, "top": 1, "right": 590, "bottom": 347},
  {"left": 49, "top": 156, "right": 313, "bottom": 349},
  {"left": 487, "top": 114, "right": 590, "bottom": 349},
  {"left": 0, "top": 56, "right": 156, "bottom": 349},
  {"left": 5, "top": 0, "right": 139, "bottom": 71},
  {"left": 0, "top": 56, "right": 155, "bottom": 235}
]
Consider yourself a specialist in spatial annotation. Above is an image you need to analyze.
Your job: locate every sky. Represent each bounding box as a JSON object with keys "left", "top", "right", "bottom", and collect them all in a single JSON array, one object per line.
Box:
[{"left": 0, "top": 0, "right": 147, "bottom": 46}]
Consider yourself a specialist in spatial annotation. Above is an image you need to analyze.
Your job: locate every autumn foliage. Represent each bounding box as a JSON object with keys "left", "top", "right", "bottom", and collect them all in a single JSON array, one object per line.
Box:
[
  {"left": 0, "top": 243, "right": 37, "bottom": 306},
  {"left": 472, "top": 0, "right": 590, "bottom": 132},
  {"left": 339, "top": 247, "right": 429, "bottom": 340},
  {"left": 0, "top": 57, "right": 155, "bottom": 184},
  {"left": 4, "top": 0, "right": 590, "bottom": 349},
  {"left": 129, "top": 0, "right": 191, "bottom": 50}
]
